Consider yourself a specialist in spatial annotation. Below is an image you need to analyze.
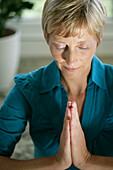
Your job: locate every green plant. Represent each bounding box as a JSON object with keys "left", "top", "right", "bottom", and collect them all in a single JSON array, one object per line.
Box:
[{"left": 0, "top": 0, "right": 34, "bottom": 37}]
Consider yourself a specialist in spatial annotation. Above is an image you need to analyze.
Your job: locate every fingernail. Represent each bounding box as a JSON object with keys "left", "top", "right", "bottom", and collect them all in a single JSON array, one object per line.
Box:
[
  {"left": 72, "top": 101, "right": 76, "bottom": 107},
  {"left": 67, "top": 101, "right": 72, "bottom": 107}
]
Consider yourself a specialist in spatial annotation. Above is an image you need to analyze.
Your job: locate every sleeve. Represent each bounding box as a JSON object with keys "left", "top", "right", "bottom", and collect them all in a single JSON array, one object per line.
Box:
[
  {"left": 90, "top": 65, "right": 113, "bottom": 157},
  {"left": 89, "top": 104, "right": 113, "bottom": 157},
  {"left": 0, "top": 84, "right": 31, "bottom": 157}
]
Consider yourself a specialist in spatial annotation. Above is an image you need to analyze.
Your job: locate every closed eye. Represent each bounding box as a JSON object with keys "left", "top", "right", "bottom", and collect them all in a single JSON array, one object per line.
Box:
[
  {"left": 78, "top": 47, "right": 89, "bottom": 50},
  {"left": 53, "top": 42, "right": 66, "bottom": 50}
]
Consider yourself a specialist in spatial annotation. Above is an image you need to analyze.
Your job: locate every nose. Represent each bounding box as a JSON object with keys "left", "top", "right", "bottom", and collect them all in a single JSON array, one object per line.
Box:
[{"left": 64, "top": 48, "right": 79, "bottom": 66}]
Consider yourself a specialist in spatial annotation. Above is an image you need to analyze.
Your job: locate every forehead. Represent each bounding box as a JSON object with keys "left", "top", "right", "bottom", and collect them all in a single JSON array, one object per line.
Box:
[{"left": 50, "top": 29, "right": 97, "bottom": 43}]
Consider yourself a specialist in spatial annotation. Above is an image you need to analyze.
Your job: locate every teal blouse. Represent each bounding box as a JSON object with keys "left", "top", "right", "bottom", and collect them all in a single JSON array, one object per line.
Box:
[{"left": 0, "top": 55, "right": 113, "bottom": 170}]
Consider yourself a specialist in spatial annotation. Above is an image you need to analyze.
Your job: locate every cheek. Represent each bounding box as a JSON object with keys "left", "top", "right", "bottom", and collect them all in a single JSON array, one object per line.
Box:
[
  {"left": 81, "top": 49, "right": 96, "bottom": 65},
  {"left": 87, "top": 45, "right": 97, "bottom": 58}
]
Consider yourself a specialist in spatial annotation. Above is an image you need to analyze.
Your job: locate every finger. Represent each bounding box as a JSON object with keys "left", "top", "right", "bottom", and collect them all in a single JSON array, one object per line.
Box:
[
  {"left": 63, "top": 107, "right": 70, "bottom": 131},
  {"left": 66, "top": 103, "right": 72, "bottom": 120},
  {"left": 61, "top": 108, "right": 71, "bottom": 145},
  {"left": 61, "top": 103, "right": 72, "bottom": 141},
  {"left": 67, "top": 101, "right": 72, "bottom": 109},
  {"left": 71, "top": 102, "right": 79, "bottom": 121},
  {"left": 56, "top": 107, "right": 72, "bottom": 169}
]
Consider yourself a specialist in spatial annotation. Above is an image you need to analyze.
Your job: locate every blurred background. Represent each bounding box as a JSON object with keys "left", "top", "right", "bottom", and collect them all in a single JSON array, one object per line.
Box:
[{"left": 0, "top": 0, "right": 113, "bottom": 160}]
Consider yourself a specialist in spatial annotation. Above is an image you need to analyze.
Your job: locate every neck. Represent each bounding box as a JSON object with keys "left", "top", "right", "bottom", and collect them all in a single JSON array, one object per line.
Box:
[
  {"left": 61, "top": 69, "right": 90, "bottom": 96},
  {"left": 61, "top": 65, "right": 91, "bottom": 95},
  {"left": 61, "top": 75, "right": 87, "bottom": 95}
]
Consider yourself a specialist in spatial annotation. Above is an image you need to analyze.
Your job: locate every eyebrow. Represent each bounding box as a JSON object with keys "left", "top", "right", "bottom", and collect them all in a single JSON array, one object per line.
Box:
[
  {"left": 77, "top": 41, "right": 89, "bottom": 44},
  {"left": 53, "top": 39, "right": 65, "bottom": 44}
]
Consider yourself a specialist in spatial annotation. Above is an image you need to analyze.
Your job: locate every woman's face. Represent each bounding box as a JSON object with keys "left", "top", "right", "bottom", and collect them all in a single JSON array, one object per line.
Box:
[{"left": 48, "top": 29, "right": 98, "bottom": 79}]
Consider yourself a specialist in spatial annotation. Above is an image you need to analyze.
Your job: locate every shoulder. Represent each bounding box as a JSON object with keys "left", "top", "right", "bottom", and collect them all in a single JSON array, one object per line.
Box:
[
  {"left": 104, "top": 63, "right": 113, "bottom": 77},
  {"left": 14, "top": 67, "right": 44, "bottom": 89},
  {"left": 14, "top": 65, "right": 48, "bottom": 100},
  {"left": 92, "top": 56, "right": 113, "bottom": 98},
  {"left": 14, "top": 60, "right": 56, "bottom": 96},
  {"left": 104, "top": 63, "right": 113, "bottom": 86},
  {"left": 103, "top": 63, "right": 113, "bottom": 98}
]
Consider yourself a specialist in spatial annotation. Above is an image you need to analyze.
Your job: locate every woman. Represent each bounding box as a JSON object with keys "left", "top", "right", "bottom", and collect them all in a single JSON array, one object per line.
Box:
[{"left": 0, "top": 0, "right": 113, "bottom": 169}]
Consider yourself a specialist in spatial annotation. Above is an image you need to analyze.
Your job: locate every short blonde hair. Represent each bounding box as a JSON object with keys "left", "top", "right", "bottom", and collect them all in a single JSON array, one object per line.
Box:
[{"left": 42, "top": 0, "right": 107, "bottom": 45}]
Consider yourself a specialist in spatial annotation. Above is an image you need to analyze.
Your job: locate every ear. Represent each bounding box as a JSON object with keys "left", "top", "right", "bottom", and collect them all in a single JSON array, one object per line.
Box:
[
  {"left": 44, "top": 32, "right": 49, "bottom": 44},
  {"left": 101, "top": 33, "right": 103, "bottom": 40},
  {"left": 43, "top": 32, "right": 48, "bottom": 44},
  {"left": 44, "top": 32, "right": 46, "bottom": 40}
]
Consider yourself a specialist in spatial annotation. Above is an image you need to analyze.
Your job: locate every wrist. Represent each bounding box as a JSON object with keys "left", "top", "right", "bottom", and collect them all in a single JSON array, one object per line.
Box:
[
  {"left": 78, "top": 152, "right": 92, "bottom": 170},
  {"left": 53, "top": 155, "right": 65, "bottom": 170}
]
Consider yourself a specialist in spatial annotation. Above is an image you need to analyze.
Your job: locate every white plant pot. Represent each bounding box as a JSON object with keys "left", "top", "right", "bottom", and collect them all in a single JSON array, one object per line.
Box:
[{"left": 0, "top": 29, "right": 21, "bottom": 96}]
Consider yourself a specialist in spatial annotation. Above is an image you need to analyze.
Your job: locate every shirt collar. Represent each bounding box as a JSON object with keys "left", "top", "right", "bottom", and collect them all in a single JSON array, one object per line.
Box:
[
  {"left": 39, "top": 55, "right": 106, "bottom": 93},
  {"left": 39, "top": 60, "right": 61, "bottom": 93},
  {"left": 88, "top": 55, "right": 106, "bottom": 90}
]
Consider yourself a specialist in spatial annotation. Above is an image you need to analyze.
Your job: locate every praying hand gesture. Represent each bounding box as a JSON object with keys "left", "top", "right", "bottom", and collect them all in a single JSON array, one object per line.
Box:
[{"left": 56, "top": 101, "right": 91, "bottom": 169}]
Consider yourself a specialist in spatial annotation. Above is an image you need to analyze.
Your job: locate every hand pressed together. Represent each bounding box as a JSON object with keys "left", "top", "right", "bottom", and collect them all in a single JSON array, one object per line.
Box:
[
  {"left": 55, "top": 103, "right": 72, "bottom": 169},
  {"left": 56, "top": 101, "right": 92, "bottom": 169}
]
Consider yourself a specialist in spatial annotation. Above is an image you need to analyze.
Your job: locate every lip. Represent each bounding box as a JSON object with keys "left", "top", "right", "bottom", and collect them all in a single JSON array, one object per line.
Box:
[{"left": 64, "top": 66, "right": 80, "bottom": 72}]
